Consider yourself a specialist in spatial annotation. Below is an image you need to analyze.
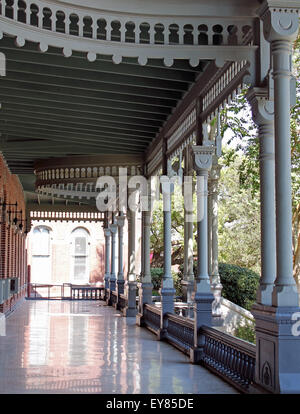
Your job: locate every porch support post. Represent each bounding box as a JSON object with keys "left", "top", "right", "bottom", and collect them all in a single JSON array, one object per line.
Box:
[
  {"left": 104, "top": 226, "right": 111, "bottom": 301},
  {"left": 210, "top": 159, "right": 222, "bottom": 317},
  {"left": 158, "top": 176, "right": 176, "bottom": 339},
  {"left": 116, "top": 212, "right": 125, "bottom": 307},
  {"left": 109, "top": 220, "right": 117, "bottom": 293},
  {"left": 182, "top": 149, "right": 195, "bottom": 304},
  {"left": 124, "top": 196, "right": 137, "bottom": 317},
  {"left": 247, "top": 87, "right": 276, "bottom": 305},
  {"left": 190, "top": 145, "right": 214, "bottom": 363},
  {"left": 136, "top": 195, "right": 153, "bottom": 326},
  {"left": 251, "top": 2, "right": 300, "bottom": 394}
]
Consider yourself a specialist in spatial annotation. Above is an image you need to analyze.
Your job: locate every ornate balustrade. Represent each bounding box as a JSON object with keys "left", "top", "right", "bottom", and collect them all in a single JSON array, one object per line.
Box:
[
  {"left": 141, "top": 301, "right": 256, "bottom": 392},
  {"left": 143, "top": 303, "right": 161, "bottom": 334},
  {"left": 118, "top": 293, "right": 127, "bottom": 312},
  {"left": 35, "top": 164, "right": 143, "bottom": 186},
  {"left": 110, "top": 290, "right": 118, "bottom": 307},
  {"left": 0, "top": 0, "right": 257, "bottom": 68},
  {"left": 0, "top": 1, "right": 254, "bottom": 47},
  {"left": 200, "top": 325, "right": 256, "bottom": 392},
  {"left": 165, "top": 313, "right": 194, "bottom": 355},
  {"left": 29, "top": 210, "right": 103, "bottom": 221},
  {"left": 71, "top": 285, "right": 103, "bottom": 300},
  {"left": 28, "top": 282, "right": 104, "bottom": 300}
]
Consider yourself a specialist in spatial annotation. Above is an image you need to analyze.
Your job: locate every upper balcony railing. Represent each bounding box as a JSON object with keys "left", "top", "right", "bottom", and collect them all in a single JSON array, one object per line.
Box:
[{"left": 0, "top": 0, "right": 256, "bottom": 66}]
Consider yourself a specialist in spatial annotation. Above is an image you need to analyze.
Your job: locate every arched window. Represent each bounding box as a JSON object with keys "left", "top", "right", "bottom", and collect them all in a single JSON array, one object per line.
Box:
[
  {"left": 31, "top": 226, "right": 51, "bottom": 283},
  {"left": 32, "top": 226, "right": 50, "bottom": 255},
  {"left": 71, "top": 228, "right": 90, "bottom": 283}
]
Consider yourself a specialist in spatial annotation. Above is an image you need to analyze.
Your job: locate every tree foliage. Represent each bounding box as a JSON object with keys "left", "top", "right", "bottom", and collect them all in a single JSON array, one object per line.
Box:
[{"left": 218, "top": 151, "right": 261, "bottom": 274}]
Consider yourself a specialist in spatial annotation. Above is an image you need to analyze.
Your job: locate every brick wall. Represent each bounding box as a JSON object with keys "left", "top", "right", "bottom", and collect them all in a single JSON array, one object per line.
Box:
[{"left": 0, "top": 154, "right": 27, "bottom": 313}]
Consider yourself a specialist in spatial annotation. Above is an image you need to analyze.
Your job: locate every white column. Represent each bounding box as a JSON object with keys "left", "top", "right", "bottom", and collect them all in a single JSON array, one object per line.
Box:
[
  {"left": 182, "top": 150, "right": 195, "bottom": 304},
  {"left": 124, "top": 194, "right": 137, "bottom": 317},
  {"left": 159, "top": 176, "right": 176, "bottom": 321},
  {"left": 207, "top": 182, "right": 212, "bottom": 278},
  {"left": 109, "top": 220, "right": 117, "bottom": 292},
  {"left": 260, "top": 4, "right": 299, "bottom": 306},
  {"left": 116, "top": 213, "right": 125, "bottom": 295},
  {"left": 191, "top": 146, "right": 215, "bottom": 360},
  {"left": 247, "top": 87, "right": 276, "bottom": 306},
  {"left": 104, "top": 227, "right": 111, "bottom": 291},
  {"left": 137, "top": 203, "right": 153, "bottom": 324},
  {"left": 210, "top": 160, "right": 222, "bottom": 316},
  {"left": 251, "top": 3, "right": 300, "bottom": 394}
]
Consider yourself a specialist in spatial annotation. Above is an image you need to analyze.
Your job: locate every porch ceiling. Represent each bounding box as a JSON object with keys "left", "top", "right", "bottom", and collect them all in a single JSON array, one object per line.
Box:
[{"left": 0, "top": 35, "right": 206, "bottom": 189}]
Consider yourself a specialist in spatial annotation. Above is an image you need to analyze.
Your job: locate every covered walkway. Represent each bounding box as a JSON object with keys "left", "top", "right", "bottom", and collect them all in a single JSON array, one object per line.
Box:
[{"left": 0, "top": 300, "right": 236, "bottom": 394}]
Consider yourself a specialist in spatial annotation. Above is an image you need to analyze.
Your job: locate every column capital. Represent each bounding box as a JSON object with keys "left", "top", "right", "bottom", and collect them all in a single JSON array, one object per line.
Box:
[
  {"left": 191, "top": 146, "right": 214, "bottom": 174},
  {"left": 116, "top": 215, "right": 125, "bottom": 228},
  {"left": 246, "top": 87, "right": 274, "bottom": 126},
  {"left": 258, "top": 1, "right": 300, "bottom": 43},
  {"left": 109, "top": 223, "right": 118, "bottom": 234},
  {"left": 104, "top": 228, "right": 111, "bottom": 238}
]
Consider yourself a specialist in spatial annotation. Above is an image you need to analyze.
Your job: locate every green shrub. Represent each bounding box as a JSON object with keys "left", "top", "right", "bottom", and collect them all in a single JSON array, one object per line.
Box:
[
  {"left": 178, "top": 261, "right": 259, "bottom": 311},
  {"left": 150, "top": 268, "right": 164, "bottom": 293},
  {"left": 234, "top": 321, "right": 256, "bottom": 344},
  {"left": 150, "top": 268, "right": 183, "bottom": 297},
  {"left": 219, "top": 262, "right": 259, "bottom": 310}
]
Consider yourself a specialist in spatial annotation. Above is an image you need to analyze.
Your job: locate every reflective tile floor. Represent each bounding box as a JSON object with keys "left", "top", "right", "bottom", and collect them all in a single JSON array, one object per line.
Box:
[{"left": 0, "top": 300, "right": 237, "bottom": 394}]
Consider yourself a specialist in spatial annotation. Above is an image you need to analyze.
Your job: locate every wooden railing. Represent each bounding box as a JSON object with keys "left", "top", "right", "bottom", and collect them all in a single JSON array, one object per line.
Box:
[
  {"left": 200, "top": 325, "right": 256, "bottom": 392},
  {"left": 165, "top": 313, "right": 194, "bottom": 355}
]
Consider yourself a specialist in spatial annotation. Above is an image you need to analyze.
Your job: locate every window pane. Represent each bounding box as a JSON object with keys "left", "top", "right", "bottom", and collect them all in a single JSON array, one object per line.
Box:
[
  {"left": 32, "top": 227, "right": 50, "bottom": 256},
  {"left": 75, "top": 237, "right": 86, "bottom": 255},
  {"left": 74, "top": 256, "right": 86, "bottom": 280}
]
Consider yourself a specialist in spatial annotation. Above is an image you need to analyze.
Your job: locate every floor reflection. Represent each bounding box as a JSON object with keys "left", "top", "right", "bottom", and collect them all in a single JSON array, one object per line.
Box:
[{"left": 0, "top": 300, "right": 237, "bottom": 394}]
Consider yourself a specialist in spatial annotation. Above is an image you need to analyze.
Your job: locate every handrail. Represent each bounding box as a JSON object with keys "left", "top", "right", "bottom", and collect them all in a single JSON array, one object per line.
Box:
[
  {"left": 201, "top": 325, "right": 256, "bottom": 358},
  {"left": 144, "top": 303, "right": 161, "bottom": 316},
  {"left": 166, "top": 312, "right": 194, "bottom": 330},
  {"left": 200, "top": 325, "right": 256, "bottom": 392},
  {"left": 28, "top": 282, "right": 104, "bottom": 300},
  {"left": 0, "top": 1, "right": 256, "bottom": 69}
]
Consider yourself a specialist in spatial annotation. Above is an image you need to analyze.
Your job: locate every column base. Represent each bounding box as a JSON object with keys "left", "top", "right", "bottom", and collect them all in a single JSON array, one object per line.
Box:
[
  {"left": 192, "top": 291, "right": 214, "bottom": 330},
  {"left": 159, "top": 287, "right": 175, "bottom": 332},
  {"left": 123, "top": 281, "right": 137, "bottom": 317},
  {"left": 159, "top": 287, "right": 175, "bottom": 314},
  {"left": 181, "top": 279, "right": 194, "bottom": 303},
  {"left": 109, "top": 278, "right": 116, "bottom": 292},
  {"left": 116, "top": 279, "right": 125, "bottom": 295},
  {"left": 136, "top": 312, "right": 145, "bottom": 327},
  {"left": 137, "top": 282, "right": 152, "bottom": 314},
  {"left": 104, "top": 275, "right": 110, "bottom": 300},
  {"left": 252, "top": 303, "right": 300, "bottom": 393},
  {"left": 123, "top": 307, "right": 137, "bottom": 317},
  {"left": 257, "top": 283, "right": 274, "bottom": 307},
  {"left": 272, "top": 285, "right": 299, "bottom": 307},
  {"left": 116, "top": 280, "right": 125, "bottom": 310},
  {"left": 189, "top": 347, "right": 203, "bottom": 364}
]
